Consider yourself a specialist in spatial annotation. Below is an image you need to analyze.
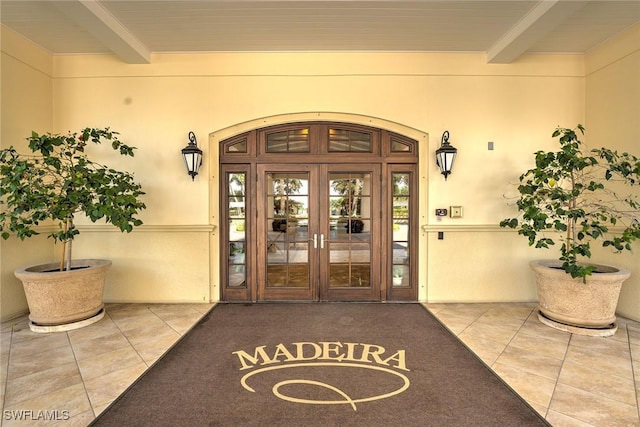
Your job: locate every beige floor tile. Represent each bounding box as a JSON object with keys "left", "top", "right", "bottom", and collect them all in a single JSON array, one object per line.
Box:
[
  {"left": 104, "top": 303, "right": 151, "bottom": 316},
  {"left": 4, "top": 362, "right": 82, "bottom": 407},
  {"left": 2, "top": 383, "right": 91, "bottom": 426},
  {"left": 569, "top": 334, "right": 631, "bottom": 359},
  {"left": 132, "top": 331, "right": 181, "bottom": 364},
  {"left": 631, "top": 349, "right": 640, "bottom": 382},
  {"left": 491, "top": 362, "right": 557, "bottom": 408},
  {"left": 630, "top": 343, "right": 640, "bottom": 361},
  {"left": 431, "top": 311, "right": 478, "bottom": 334},
  {"left": 550, "top": 383, "right": 639, "bottom": 427},
  {"left": 510, "top": 330, "right": 570, "bottom": 360},
  {"left": 189, "top": 303, "right": 216, "bottom": 314},
  {"left": 520, "top": 315, "right": 573, "bottom": 343},
  {"left": 107, "top": 304, "right": 157, "bottom": 325},
  {"left": 103, "top": 302, "right": 132, "bottom": 311},
  {"left": 0, "top": 367, "right": 5, "bottom": 420},
  {"left": 475, "top": 312, "right": 530, "bottom": 330},
  {"left": 565, "top": 345, "right": 633, "bottom": 379},
  {"left": 77, "top": 346, "right": 144, "bottom": 381},
  {"left": 7, "top": 332, "right": 70, "bottom": 356},
  {"left": 120, "top": 318, "right": 180, "bottom": 347},
  {"left": 617, "top": 317, "right": 640, "bottom": 329},
  {"left": 109, "top": 310, "right": 164, "bottom": 332},
  {"left": 437, "top": 303, "right": 493, "bottom": 317},
  {"left": 545, "top": 410, "right": 599, "bottom": 427},
  {"left": 607, "top": 322, "right": 631, "bottom": 344},
  {"left": 1, "top": 332, "right": 11, "bottom": 356},
  {"left": 476, "top": 304, "right": 534, "bottom": 324},
  {"left": 1, "top": 319, "right": 15, "bottom": 333},
  {"left": 495, "top": 344, "right": 563, "bottom": 381},
  {"left": 558, "top": 361, "right": 636, "bottom": 406},
  {"left": 147, "top": 303, "right": 201, "bottom": 321},
  {"left": 106, "top": 303, "right": 156, "bottom": 319},
  {"left": 455, "top": 334, "right": 506, "bottom": 366},
  {"left": 114, "top": 309, "right": 165, "bottom": 329},
  {"left": 8, "top": 344, "right": 76, "bottom": 380},
  {"left": 7, "top": 317, "right": 36, "bottom": 343},
  {"left": 490, "top": 302, "right": 537, "bottom": 313},
  {"left": 165, "top": 311, "right": 207, "bottom": 335},
  {"left": 92, "top": 401, "right": 114, "bottom": 417},
  {"left": 628, "top": 324, "right": 640, "bottom": 346},
  {"left": 423, "top": 303, "right": 448, "bottom": 314},
  {"left": 84, "top": 362, "right": 148, "bottom": 408},
  {"left": 1, "top": 347, "right": 9, "bottom": 378},
  {"left": 458, "top": 320, "right": 519, "bottom": 346},
  {"left": 45, "top": 410, "right": 97, "bottom": 427},
  {"left": 529, "top": 402, "right": 548, "bottom": 419},
  {"left": 70, "top": 331, "right": 131, "bottom": 361},
  {"left": 67, "top": 315, "right": 121, "bottom": 343}
]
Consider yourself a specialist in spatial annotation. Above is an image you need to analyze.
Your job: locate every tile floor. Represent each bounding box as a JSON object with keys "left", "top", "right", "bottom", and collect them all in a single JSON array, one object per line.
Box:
[
  {"left": 0, "top": 303, "right": 214, "bottom": 426},
  {"left": 427, "top": 303, "right": 640, "bottom": 427},
  {"left": 1, "top": 302, "right": 639, "bottom": 426}
]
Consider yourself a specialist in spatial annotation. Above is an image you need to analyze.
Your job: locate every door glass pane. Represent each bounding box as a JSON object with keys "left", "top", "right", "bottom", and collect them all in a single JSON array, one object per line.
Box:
[
  {"left": 266, "top": 172, "right": 310, "bottom": 287},
  {"left": 391, "top": 138, "right": 411, "bottom": 152},
  {"left": 392, "top": 173, "right": 410, "bottom": 287},
  {"left": 227, "top": 172, "right": 246, "bottom": 288},
  {"left": 226, "top": 138, "right": 247, "bottom": 153},
  {"left": 266, "top": 129, "right": 310, "bottom": 152},
  {"left": 328, "top": 129, "right": 372, "bottom": 152},
  {"left": 328, "top": 172, "right": 371, "bottom": 288}
]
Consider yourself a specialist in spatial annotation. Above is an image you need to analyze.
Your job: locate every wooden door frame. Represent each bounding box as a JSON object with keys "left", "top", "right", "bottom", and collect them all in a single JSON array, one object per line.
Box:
[
  {"left": 218, "top": 118, "right": 422, "bottom": 301},
  {"left": 256, "top": 163, "right": 319, "bottom": 301},
  {"left": 319, "top": 163, "right": 382, "bottom": 301}
]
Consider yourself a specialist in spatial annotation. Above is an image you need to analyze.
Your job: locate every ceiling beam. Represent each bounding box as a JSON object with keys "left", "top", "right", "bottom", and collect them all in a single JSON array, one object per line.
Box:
[
  {"left": 487, "top": 0, "right": 588, "bottom": 64},
  {"left": 52, "top": 0, "right": 150, "bottom": 64}
]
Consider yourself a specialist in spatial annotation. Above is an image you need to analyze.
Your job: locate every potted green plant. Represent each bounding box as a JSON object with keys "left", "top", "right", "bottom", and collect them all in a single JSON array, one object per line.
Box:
[
  {"left": 500, "top": 125, "right": 640, "bottom": 335},
  {"left": 392, "top": 266, "right": 404, "bottom": 286},
  {"left": 0, "top": 128, "right": 146, "bottom": 332}
]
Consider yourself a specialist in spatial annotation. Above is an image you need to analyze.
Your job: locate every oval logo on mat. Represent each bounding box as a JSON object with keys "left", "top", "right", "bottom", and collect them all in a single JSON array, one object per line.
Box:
[{"left": 232, "top": 341, "right": 411, "bottom": 410}]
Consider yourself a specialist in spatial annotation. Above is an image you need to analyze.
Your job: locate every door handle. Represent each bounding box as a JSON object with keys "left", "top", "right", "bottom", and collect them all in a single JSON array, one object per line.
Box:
[{"left": 308, "top": 234, "right": 325, "bottom": 249}]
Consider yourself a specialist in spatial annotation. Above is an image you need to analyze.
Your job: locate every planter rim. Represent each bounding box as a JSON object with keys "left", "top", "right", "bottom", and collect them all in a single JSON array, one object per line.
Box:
[
  {"left": 15, "top": 259, "right": 112, "bottom": 277},
  {"left": 529, "top": 259, "right": 630, "bottom": 278}
]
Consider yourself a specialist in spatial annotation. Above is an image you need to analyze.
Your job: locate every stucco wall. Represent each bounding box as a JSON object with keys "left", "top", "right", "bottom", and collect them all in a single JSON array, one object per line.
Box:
[
  {"left": 2, "top": 22, "right": 638, "bottom": 320},
  {"left": 49, "top": 50, "right": 584, "bottom": 305},
  {"left": 0, "top": 27, "right": 54, "bottom": 320},
  {"left": 585, "top": 22, "right": 640, "bottom": 320}
]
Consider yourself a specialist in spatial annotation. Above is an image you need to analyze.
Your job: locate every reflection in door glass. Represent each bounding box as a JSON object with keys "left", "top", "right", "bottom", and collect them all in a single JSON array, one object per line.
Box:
[
  {"left": 328, "top": 173, "right": 371, "bottom": 288},
  {"left": 392, "top": 173, "right": 411, "bottom": 287},
  {"left": 266, "top": 173, "right": 310, "bottom": 288},
  {"left": 227, "top": 172, "right": 246, "bottom": 288},
  {"left": 266, "top": 129, "right": 310, "bottom": 152},
  {"left": 328, "top": 129, "right": 372, "bottom": 152}
]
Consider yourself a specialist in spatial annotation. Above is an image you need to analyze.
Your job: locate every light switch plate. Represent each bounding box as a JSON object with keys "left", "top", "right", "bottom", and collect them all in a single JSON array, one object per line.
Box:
[{"left": 450, "top": 206, "right": 463, "bottom": 218}]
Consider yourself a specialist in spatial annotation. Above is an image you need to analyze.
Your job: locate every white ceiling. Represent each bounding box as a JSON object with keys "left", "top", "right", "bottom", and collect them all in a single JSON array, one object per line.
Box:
[{"left": 1, "top": 0, "right": 639, "bottom": 64}]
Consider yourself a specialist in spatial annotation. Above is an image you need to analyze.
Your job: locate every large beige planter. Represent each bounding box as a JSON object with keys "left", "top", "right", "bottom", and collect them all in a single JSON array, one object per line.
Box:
[
  {"left": 15, "top": 259, "right": 111, "bottom": 332},
  {"left": 530, "top": 259, "right": 630, "bottom": 335}
]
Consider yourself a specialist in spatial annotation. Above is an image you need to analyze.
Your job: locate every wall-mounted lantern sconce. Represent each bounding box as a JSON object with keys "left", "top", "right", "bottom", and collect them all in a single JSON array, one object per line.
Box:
[
  {"left": 435, "top": 130, "right": 457, "bottom": 180},
  {"left": 181, "top": 131, "right": 203, "bottom": 181}
]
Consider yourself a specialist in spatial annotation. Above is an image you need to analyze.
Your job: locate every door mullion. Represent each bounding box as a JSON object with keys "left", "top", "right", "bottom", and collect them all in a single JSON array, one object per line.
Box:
[{"left": 317, "top": 164, "right": 330, "bottom": 300}]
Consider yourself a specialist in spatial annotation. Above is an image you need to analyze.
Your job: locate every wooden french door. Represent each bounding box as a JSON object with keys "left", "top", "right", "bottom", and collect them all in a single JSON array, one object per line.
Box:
[
  {"left": 220, "top": 121, "right": 419, "bottom": 302},
  {"left": 257, "top": 163, "right": 380, "bottom": 301}
]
